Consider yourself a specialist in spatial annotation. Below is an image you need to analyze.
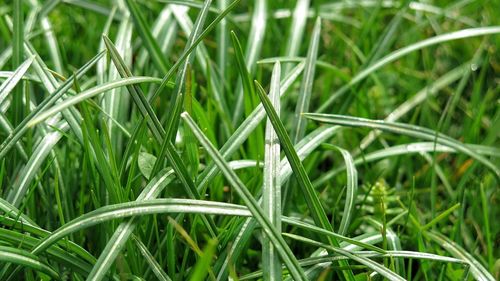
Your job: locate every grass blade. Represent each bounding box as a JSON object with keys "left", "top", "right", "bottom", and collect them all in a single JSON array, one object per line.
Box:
[
  {"left": 322, "top": 144, "right": 358, "bottom": 236},
  {"left": 262, "top": 62, "right": 282, "bottom": 281},
  {"left": 255, "top": 75, "right": 355, "bottom": 281},
  {"left": 133, "top": 235, "right": 172, "bottom": 281},
  {"left": 318, "top": 26, "right": 500, "bottom": 112},
  {"left": 181, "top": 111, "right": 308, "bottom": 281},
  {"left": 0, "top": 246, "right": 59, "bottom": 280},
  {"left": 0, "top": 56, "right": 34, "bottom": 105},
  {"left": 292, "top": 17, "right": 321, "bottom": 144},
  {"left": 303, "top": 113, "right": 500, "bottom": 179},
  {"left": 125, "top": 0, "right": 171, "bottom": 73}
]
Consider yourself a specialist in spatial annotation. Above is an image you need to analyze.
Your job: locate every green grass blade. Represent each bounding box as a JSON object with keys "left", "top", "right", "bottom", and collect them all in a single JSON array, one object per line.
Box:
[
  {"left": 282, "top": 0, "right": 309, "bottom": 74},
  {"left": 196, "top": 62, "right": 305, "bottom": 192},
  {"left": 254, "top": 76, "right": 355, "bottom": 281},
  {"left": 12, "top": 0, "right": 24, "bottom": 126},
  {"left": 318, "top": 26, "right": 500, "bottom": 112},
  {"left": 181, "top": 111, "right": 308, "bottom": 281},
  {"left": 303, "top": 113, "right": 500, "bottom": 179},
  {"left": 0, "top": 56, "right": 34, "bottom": 105},
  {"left": 262, "top": 62, "right": 282, "bottom": 281},
  {"left": 0, "top": 246, "right": 60, "bottom": 280},
  {"left": 292, "top": 17, "right": 320, "bottom": 144},
  {"left": 188, "top": 238, "right": 218, "bottom": 281},
  {"left": 31, "top": 199, "right": 251, "bottom": 255},
  {"left": 27, "top": 77, "right": 163, "bottom": 127},
  {"left": 133, "top": 235, "right": 173, "bottom": 281},
  {"left": 426, "top": 231, "right": 494, "bottom": 281},
  {"left": 86, "top": 168, "right": 176, "bottom": 280},
  {"left": 322, "top": 144, "right": 358, "bottom": 236},
  {"left": 283, "top": 233, "right": 405, "bottom": 281},
  {"left": 125, "top": 0, "right": 171, "bottom": 73}
]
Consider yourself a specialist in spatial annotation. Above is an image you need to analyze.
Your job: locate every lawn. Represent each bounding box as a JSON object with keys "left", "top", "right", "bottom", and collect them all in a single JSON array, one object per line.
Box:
[{"left": 0, "top": 0, "right": 499, "bottom": 280}]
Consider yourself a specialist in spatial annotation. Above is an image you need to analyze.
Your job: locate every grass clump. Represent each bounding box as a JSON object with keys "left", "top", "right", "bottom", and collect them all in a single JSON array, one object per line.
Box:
[{"left": 0, "top": 0, "right": 499, "bottom": 280}]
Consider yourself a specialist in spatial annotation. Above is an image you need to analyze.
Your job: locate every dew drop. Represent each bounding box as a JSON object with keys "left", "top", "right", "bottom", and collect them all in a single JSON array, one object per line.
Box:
[{"left": 470, "top": 63, "right": 478, "bottom": 71}]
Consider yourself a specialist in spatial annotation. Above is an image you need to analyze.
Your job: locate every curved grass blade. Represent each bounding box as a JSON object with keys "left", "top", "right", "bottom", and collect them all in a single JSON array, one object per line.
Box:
[
  {"left": 0, "top": 56, "right": 34, "bottom": 106},
  {"left": 27, "top": 76, "right": 164, "bottom": 127},
  {"left": 304, "top": 113, "right": 500, "bottom": 179},
  {"left": 0, "top": 246, "right": 59, "bottom": 280},
  {"left": 31, "top": 199, "right": 251, "bottom": 255},
  {"left": 262, "top": 62, "right": 282, "bottom": 281},
  {"left": 181, "top": 111, "right": 308, "bottom": 281},
  {"left": 322, "top": 144, "right": 358, "bottom": 236},
  {"left": 0, "top": 51, "right": 105, "bottom": 160},
  {"left": 86, "top": 168, "right": 176, "bottom": 280},
  {"left": 292, "top": 17, "right": 321, "bottom": 144},
  {"left": 318, "top": 26, "right": 500, "bottom": 112},
  {"left": 425, "top": 231, "right": 494, "bottom": 281},
  {"left": 283, "top": 233, "right": 405, "bottom": 281},
  {"left": 255, "top": 76, "right": 355, "bottom": 281}
]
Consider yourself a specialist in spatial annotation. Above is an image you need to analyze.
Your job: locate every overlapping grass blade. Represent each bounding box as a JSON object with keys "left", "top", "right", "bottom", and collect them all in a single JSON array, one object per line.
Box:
[
  {"left": 318, "top": 26, "right": 500, "bottom": 112},
  {"left": 125, "top": 0, "right": 171, "bottom": 73},
  {"left": 86, "top": 168, "right": 176, "bottom": 280},
  {"left": 0, "top": 56, "right": 34, "bottom": 105},
  {"left": 196, "top": 62, "right": 305, "bottom": 193},
  {"left": 322, "top": 144, "right": 358, "bottom": 236},
  {"left": 31, "top": 199, "right": 251, "bottom": 255},
  {"left": 292, "top": 17, "right": 321, "bottom": 144},
  {"left": 254, "top": 75, "right": 355, "bottom": 281},
  {"left": 27, "top": 77, "right": 164, "bottom": 127},
  {"left": 262, "top": 62, "right": 282, "bottom": 281},
  {"left": 181, "top": 111, "right": 308, "bottom": 281},
  {"left": 0, "top": 246, "right": 59, "bottom": 280},
  {"left": 304, "top": 113, "right": 500, "bottom": 179},
  {"left": 232, "top": 0, "right": 266, "bottom": 124},
  {"left": 282, "top": 0, "right": 309, "bottom": 74},
  {"left": 283, "top": 233, "right": 405, "bottom": 281},
  {"left": 133, "top": 235, "right": 172, "bottom": 281},
  {"left": 425, "top": 231, "right": 494, "bottom": 281},
  {"left": 12, "top": 0, "right": 24, "bottom": 125}
]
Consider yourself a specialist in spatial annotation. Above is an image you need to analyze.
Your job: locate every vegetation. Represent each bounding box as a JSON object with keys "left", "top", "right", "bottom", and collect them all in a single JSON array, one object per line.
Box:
[{"left": 0, "top": 0, "right": 499, "bottom": 280}]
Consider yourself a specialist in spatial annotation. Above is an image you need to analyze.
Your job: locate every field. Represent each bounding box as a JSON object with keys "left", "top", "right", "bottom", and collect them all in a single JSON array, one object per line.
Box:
[{"left": 0, "top": 0, "right": 499, "bottom": 280}]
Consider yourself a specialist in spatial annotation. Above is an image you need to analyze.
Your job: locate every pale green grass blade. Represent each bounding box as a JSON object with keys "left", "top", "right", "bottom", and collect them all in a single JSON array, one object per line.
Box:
[
  {"left": 0, "top": 228, "right": 93, "bottom": 277},
  {"left": 426, "top": 231, "right": 494, "bottom": 281},
  {"left": 255, "top": 78, "right": 355, "bottom": 281},
  {"left": 262, "top": 62, "right": 281, "bottom": 281},
  {"left": 318, "top": 26, "right": 500, "bottom": 112},
  {"left": 282, "top": 216, "right": 384, "bottom": 253},
  {"left": 12, "top": 0, "right": 24, "bottom": 125},
  {"left": 283, "top": 233, "right": 405, "bottom": 281},
  {"left": 86, "top": 168, "right": 175, "bottom": 280},
  {"left": 314, "top": 142, "right": 500, "bottom": 187},
  {"left": 232, "top": 0, "right": 266, "bottom": 124},
  {"left": 27, "top": 77, "right": 164, "bottom": 127},
  {"left": 181, "top": 111, "right": 308, "bottom": 281},
  {"left": 216, "top": 0, "right": 229, "bottom": 97},
  {"left": 214, "top": 125, "right": 341, "bottom": 280},
  {"left": 0, "top": 56, "right": 34, "bottom": 105},
  {"left": 0, "top": 51, "right": 105, "bottom": 159},
  {"left": 0, "top": 197, "right": 37, "bottom": 225},
  {"left": 133, "top": 235, "right": 172, "bottom": 281},
  {"left": 304, "top": 113, "right": 500, "bottom": 179},
  {"left": 6, "top": 121, "right": 68, "bottom": 207},
  {"left": 125, "top": 0, "right": 170, "bottom": 73},
  {"left": 151, "top": 0, "right": 242, "bottom": 102},
  {"left": 196, "top": 62, "right": 305, "bottom": 193},
  {"left": 31, "top": 199, "right": 251, "bottom": 255},
  {"left": 0, "top": 246, "right": 59, "bottom": 280},
  {"left": 282, "top": 0, "right": 309, "bottom": 74},
  {"left": 292, "top": 17, "right": 320, "bottom": 144},
  {"left": 102, "top": 35, "right": 219, "bottom": 238},
  {"left": 323, "top": 144, "right": 358, "bottom": 236}
]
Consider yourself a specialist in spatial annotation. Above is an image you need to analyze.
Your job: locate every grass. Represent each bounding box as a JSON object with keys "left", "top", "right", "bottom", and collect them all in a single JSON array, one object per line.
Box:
[{"left": 0, "top": 0, "right": 499, "bottom": 280}]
